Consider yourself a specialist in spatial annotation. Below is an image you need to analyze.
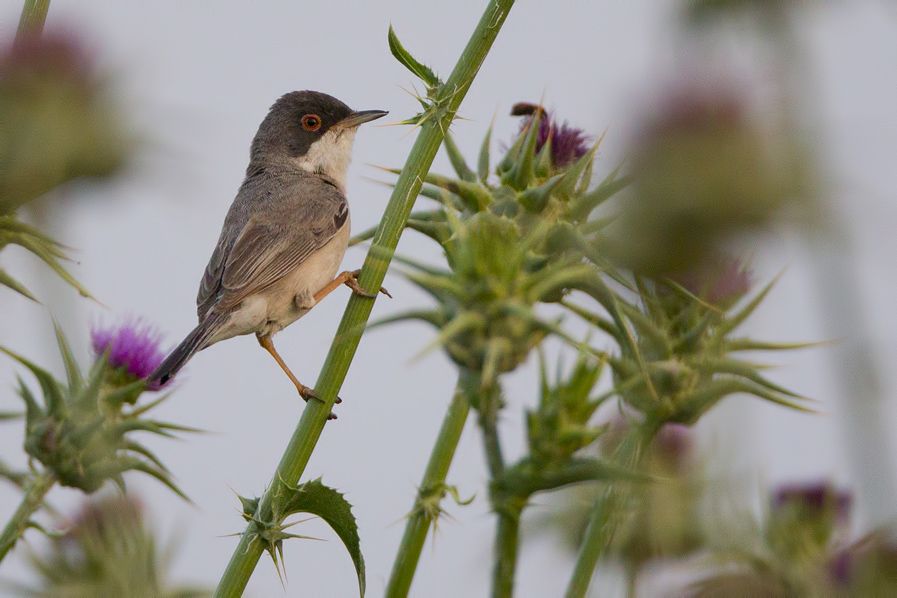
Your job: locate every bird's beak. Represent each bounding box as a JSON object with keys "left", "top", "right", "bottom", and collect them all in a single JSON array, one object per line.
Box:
[{"left": 336, "top": 109, "right": 389, "bottom": 129}]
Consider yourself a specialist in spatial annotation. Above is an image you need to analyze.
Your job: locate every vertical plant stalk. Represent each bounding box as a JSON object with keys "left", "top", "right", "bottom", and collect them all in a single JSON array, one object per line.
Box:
[
  {"left": 479, "top": 382, "right": 519, "bottom": 598},
  {"left": 0, "top": 472, "right": 55, "bottom": 563},
  {"left": 385, "top": 374, "right": 471, "bottom": 597},
  {"left": 16, "top": 0, "right": 51, "bottom": 42},
  {"left": 214, "top": 1, "right": 516, "bottom": 595},
  {"left": 564, "top": 421, "right": 660, "bottom": 598}
]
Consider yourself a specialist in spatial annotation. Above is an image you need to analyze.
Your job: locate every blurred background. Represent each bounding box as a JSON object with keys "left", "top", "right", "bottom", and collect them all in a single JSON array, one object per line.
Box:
[{"left": 1, "top": 0, "right": 895, "bottom": 596}]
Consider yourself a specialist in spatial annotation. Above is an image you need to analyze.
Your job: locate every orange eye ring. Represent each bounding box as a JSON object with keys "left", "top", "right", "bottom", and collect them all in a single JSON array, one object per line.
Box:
[{"left": 301, "top": 114, "right": 322, "bottom": 132}]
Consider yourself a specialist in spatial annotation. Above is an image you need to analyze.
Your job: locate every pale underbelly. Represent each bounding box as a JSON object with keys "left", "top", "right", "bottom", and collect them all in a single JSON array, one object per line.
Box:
[{"left": 206, "top": 224, "right": 350, "bottom": 345}]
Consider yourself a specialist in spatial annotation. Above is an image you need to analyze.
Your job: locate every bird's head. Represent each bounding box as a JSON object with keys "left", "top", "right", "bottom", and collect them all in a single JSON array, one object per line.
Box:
[{"left": 250, "top": 90, "right": 387, "bottom": 191}]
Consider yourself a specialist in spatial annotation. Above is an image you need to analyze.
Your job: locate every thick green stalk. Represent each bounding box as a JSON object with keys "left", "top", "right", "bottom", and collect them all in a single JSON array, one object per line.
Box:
[
  {"left": 0, "top": 471, "right": 55, "bottom": 564},
  {"left": 564, "top": 422, "right": 660, "bottom": 598},
  {"left": 15, "top": 0, "right": 51, "bottom": 42},
  {"left": 385, "top": 373, "right": 471, "bottom": 597},
  {"left": 214, "top": 2, "right": 516, "bottom": 595}
]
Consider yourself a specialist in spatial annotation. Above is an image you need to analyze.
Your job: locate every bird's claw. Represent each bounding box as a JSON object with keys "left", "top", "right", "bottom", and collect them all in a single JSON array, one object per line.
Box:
[
  {"left": 346, "top": 269, "right": 392, "bottom": 299},
  {"left": 297, "top": 384, "right": 341, "bottom": 419}
]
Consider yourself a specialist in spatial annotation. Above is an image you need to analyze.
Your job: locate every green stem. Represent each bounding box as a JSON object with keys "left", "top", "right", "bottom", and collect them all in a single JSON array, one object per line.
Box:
[
  {"left": 476, "top": 379, "right": 519, "bottom": 598},
  {"left": 385, "top": 373, "right": 471, "bottom": 598},
  {"left": 15, "top": 0, "right": 51, "bottom": 43},
  {"left": 564, "top": 421, "right": 661, "bottom": 598},
  {"left": 0, "top": 471, "right": 55, "bottom": 564},
  {"left": 214, "top": 2, "right": 516, "bottom": 595}
]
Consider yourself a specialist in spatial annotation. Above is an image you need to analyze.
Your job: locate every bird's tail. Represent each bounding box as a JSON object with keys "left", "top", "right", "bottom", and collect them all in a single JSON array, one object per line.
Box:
[{"left": 148, "top": 313, "right": 225, "bottom": 387}]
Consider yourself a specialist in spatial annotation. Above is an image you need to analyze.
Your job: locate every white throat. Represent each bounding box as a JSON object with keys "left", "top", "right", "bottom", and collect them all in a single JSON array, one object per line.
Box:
[{"left": 295, "top": 127, "right": 357, "bottom": 192}]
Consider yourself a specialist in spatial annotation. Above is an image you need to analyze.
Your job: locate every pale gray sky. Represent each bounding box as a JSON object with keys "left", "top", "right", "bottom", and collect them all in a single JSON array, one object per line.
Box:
[{"left": 1, "top": 1, "right": 896, "bottom": 596}]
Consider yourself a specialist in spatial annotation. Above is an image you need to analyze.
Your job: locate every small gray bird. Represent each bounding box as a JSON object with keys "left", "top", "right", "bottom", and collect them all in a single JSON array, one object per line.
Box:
[{"left": 148, "top": 91, "right": 388, "bottom": 405}]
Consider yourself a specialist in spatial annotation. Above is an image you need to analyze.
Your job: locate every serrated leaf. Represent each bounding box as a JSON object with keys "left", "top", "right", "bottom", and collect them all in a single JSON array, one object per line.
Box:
[
  {"left": 388, "top": 25, "right": 439, "bottom": 88},
  {"left": 279, "top": 478, "right": 366, "bottom": 597}
]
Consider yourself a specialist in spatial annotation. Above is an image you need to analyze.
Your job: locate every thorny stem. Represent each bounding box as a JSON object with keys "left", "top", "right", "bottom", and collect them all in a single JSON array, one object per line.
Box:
[
  {"left": 0, "top": 471, "right": 55, "bottom": 564},
  {"left": 385, "top": 373, "right": 471, "bottom": 598},
  {"left": 214, "top": 1, "right": 516, "bottom": 595},
  {"left": 564, "top": 420, "right": 661, "bottom": 598}
]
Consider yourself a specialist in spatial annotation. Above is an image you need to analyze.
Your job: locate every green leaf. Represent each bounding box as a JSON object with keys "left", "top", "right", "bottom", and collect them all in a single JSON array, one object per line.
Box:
[
  {"left": 279, "top": 478, "right": 366, "bottom": 597},
  {"left": 388, "top": 25, "right": 440, "bottom": 88},
  {"left": 53, "top": 321, "right": 84, "bottom": 391},
  {"left": 478, "top": 124, "right": 493, "bottom": 181},
  {"left": 568, "top": 168, "right": 631, "bottom": 222},
  {"left": 443, "top": 133, "right": 476, "bottom": 181},
  {"left": 7, "top": 232, "right": 94, "bottom": 299},
  {"left": 1, "top": 347, "right": 64, "bottom": 415}
]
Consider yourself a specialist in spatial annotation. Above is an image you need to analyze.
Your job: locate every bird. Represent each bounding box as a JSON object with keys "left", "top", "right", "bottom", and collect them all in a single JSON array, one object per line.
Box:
[{"left": 147, "top": 90, "right": 389, "bottom": 411}]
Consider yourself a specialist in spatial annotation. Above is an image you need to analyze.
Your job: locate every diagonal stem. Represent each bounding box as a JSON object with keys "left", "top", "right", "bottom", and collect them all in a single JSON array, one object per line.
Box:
[
  {"left": 214, "top": 2, "right": 516, "bottom": 595},
  {"left": 15, "top": 0, "right": 51, "bottom": 44},
  {"left": 564, "top": 421, "right": 661, "bottom": 598},
  {"left": 385, "top": 372, "right": 471, "bottom": 597},
  {"left": 0, "top": 471, "right": 55, "bottom": 564}
]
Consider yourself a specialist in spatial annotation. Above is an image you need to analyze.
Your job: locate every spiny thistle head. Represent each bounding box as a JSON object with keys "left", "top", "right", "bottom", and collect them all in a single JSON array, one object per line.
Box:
[
  {"left": 526, "top": 351, "right": 608, "bottom": 464},
  {"left": 768, "top": 481, "right": 852, "bottom": 561},
  {"left": 597, "top": 259, "right": 811, "bottom": 424},
  {"left": 370, "top": 105, "right": 627, "bottom": 389},
  {"left": 23, "top": 494, "right": 207, "bottom": 598},
  {"left": 511, "top": 102, "right": 591, "bottom": 168},
  {"left": 0, "top": 29, "right": 129, "bottom": 213},
  {"left": 2, "top": 323, "right": 191, "bottom": 495},
  {"left": 91, "top": 320, "right": 167, "bottom": 392},
  {"left": 611, "top": 79, "right": 810, "bottom": 274}
]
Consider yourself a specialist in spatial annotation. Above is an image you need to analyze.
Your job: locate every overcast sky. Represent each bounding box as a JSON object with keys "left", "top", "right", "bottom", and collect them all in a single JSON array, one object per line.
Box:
[{"left": 2, "top": 1, "right": 896, "bottom": 596}]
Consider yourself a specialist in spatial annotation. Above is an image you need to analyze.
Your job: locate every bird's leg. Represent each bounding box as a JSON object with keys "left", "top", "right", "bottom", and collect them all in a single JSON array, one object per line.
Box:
[
  {"left": 313, "top": 269, "right": 392, "bottom": 303},
  {"left": 256, "top": 334, "right": 339, "bottom": 419}
]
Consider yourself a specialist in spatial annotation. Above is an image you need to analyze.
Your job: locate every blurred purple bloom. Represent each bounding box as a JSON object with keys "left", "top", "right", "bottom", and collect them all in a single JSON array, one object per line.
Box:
[
  {"left": 512, "top": 102, "right": 590, "bottom": 168},
  {"left": 1, "top": 29, "right": 93, "bottom": 86},
  {"left": 91, "top": 320, "right": 166, "bottom": 390},
  {"left": 655, "top": 423, "right": 693, "bottom": 461},
  {"left": 772, "top": 481, "right": 853, "bottom": 526},
  {"left": 672, "top": 255, "right": 752, "bottom": 304}
]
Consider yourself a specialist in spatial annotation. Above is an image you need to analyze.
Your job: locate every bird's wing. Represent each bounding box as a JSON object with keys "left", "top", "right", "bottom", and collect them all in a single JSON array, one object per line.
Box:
[{"left": 196, "top": 176, "right": 348, "bottom": 318}]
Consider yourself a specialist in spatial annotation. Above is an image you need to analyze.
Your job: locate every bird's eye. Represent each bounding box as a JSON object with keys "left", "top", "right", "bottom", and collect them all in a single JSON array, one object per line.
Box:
[{"left": 301, "top": 114, "right": 322, "bottom": 132}]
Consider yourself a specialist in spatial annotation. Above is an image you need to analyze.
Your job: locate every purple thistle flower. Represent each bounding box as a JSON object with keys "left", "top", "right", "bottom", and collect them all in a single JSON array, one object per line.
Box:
[
  {"left": 771, "top": 480, "right": 853, "bottom": 526},
  {"left": 90, "top": 320, "right": 166, "bottom": 390},
  {"left": 512, "top": 102, "right": 591, "bottom": 168},
  {"left": 672, "top": 254, "right": 752, "bottom": 305}
]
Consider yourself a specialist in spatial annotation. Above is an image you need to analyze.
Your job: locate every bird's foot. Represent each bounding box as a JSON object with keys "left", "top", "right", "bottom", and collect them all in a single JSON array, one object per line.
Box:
[
  {"left": 345, "top": 269, "right": 392, "bottom": 299},
  {"left": 297, "top": 384, "right": 341, "bottom": 420}
]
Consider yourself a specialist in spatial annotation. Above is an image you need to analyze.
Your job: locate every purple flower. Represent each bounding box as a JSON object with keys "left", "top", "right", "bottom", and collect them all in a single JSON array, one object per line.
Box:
[
  {"left": 511, "top": 102, "right": 591, "bottom": 168},
  {"left": 772, "top": 481, "right": 853, "bottom": 526},
  {"left": 1, "top": 29, "right": 93, "bottom": 87},
  {"left": 91, "top": 320, "right": 166, "bottom": 390},
  {"left": 671, "top": 255, "right": 752, "bottom": 304}
]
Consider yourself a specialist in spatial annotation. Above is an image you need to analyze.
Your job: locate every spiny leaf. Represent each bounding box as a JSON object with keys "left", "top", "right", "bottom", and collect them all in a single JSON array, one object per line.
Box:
[
  {"left": 0, "top": 268, "right": 37, "bottom": 301},
  {"left": 478, "top": 124, "right": 493, "bottom": 181},
  {"left": 568, "top": 167, "right": 631, "bottom": 222},
  {"left": 388, "top": 25, "right": 440, "bottom": 88},
  {"left": 7, "top": 232, "right": 93, "bottom": 299},
  {"left": 53, "top": 321, "right": 83, "bottom": 391},
  {"left": 1, "top": 347, "right": 64, "bottom": 415},
  {"left": 504, "top": 109, "right": 542, "bottom": 190},
  {"left": 278, "top": 478, "right": 366, "bottom": 597}
]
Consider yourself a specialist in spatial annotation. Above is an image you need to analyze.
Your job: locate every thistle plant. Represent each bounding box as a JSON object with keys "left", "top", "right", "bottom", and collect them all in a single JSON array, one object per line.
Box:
[
  {"left": 0, "top": 322, "right": 194, "bottom": 563},
  {"left": 16, "top": 494, "right": 208, "bottom": 598}
]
